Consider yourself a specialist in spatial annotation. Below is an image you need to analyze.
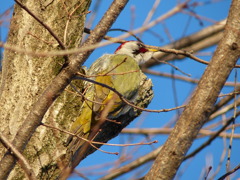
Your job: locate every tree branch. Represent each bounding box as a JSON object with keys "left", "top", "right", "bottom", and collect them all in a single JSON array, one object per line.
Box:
[
  {"left": 99, "top": 146, "right": 162, "bottom": 180},
  {"left": 0, "top": 133, "right": 37, "bottom": 180},
  {"left": 143, "top": 19, "right": 226, "bottom": 68},
  {"left": 145, "top": 0, "right": 240, "bottom": 179}
]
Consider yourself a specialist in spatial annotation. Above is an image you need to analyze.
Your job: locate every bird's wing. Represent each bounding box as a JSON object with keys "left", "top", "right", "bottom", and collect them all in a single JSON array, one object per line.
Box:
[
  {"left": 106, "top": 54, "right": 142, "bottom": 117},
  {"left": 67, "top": 54, "right": 142, "bottom": 146}
]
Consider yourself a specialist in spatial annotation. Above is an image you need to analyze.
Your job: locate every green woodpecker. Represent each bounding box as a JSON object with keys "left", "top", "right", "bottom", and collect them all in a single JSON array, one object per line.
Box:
[{"left": 67, "top": 41, "right": 156, "bottom": 165}]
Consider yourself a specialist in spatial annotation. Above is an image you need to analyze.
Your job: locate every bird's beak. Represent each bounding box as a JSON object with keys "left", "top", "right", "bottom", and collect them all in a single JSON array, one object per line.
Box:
[{"left": 146, "top": 48, "right": 159, "bottom": 52}]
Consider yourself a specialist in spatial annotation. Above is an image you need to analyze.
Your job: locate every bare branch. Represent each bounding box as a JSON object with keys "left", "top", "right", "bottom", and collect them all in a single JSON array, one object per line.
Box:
[
  {"left": 218, "top": 164, "right": 240, "bottom": 180},
  {"left": 145, "top": 0, "right": 240, "bottom": 178},
  {"left": 143, "top": 68, "right": 240, "bottom": 86},
  {"left": 99, "top": 146, "right": 162, "bottom": 180},
  {"left": 184, "top": 117, "right": 234, "bottom": 160},
  {"left": 147, "top": 45, "right": 240, "bottom": 68},
  {"left": 0, "top": 133, "right": 37, "bottom": 180},
  {"left": 121, "top": 124, "right": 240, "bottom": 138},
  {"left": 143, "top": 19, "right": 226, "bottom": 68},
  {"left": 0, "top": 1, "right": 188, "bottom": 58}
]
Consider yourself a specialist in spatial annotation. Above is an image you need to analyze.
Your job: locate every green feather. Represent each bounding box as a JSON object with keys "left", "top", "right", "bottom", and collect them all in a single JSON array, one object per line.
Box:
[{"left": 66, "top": 54, "right": 153, "bottom": 159}]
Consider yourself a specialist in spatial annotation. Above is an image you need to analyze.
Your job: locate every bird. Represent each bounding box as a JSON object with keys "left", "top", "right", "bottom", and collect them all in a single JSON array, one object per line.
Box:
[{"left": 66, "top": 41, "right": 156, "bottom": 167}]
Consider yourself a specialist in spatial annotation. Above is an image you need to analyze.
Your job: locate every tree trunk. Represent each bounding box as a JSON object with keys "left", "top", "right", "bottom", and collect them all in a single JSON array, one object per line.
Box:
[{"left": 0, "top": 0, "right": 91, "bottom": 179}]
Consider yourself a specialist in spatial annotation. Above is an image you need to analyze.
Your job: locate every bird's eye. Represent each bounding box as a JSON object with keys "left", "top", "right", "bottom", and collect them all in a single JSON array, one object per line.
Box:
[{"left": 138, "top": 43, "right": 143, "bottom": 48}]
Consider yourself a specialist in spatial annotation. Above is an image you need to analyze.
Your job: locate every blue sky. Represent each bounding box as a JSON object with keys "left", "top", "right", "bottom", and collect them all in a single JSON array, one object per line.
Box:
[{"left": 1, "top": 0, "right": 239, "bottom": 180}]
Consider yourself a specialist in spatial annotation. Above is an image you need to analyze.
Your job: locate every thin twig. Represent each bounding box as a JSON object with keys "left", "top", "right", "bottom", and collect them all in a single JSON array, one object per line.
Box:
[
  {"left": 226, "top": 69, "right": 238, "bottom": 172},
  {"left": 99, "top": 146, "right": 162, "bottom": 180},
  {"left": 209, "top": 99, "right": 240, "bottom": 120},
  {"left": 152, "top": 57, "right": 191, "bottom": 77},
  {"left": 108, "top": 28, "right": 142, "bottom": 42},
  {"left": 75, "top": 76, "right": 186, "bottom": 113},
  {"left": 142, "top": 0, "right": 161, "bottom": 28},
  {"left": 103, "top": 58, "right": 128, "bottom": 75},
  {"left": 0, "top": 2, "right": 189, "bottom": 58},
  {"left": 219, "top": 91, "right": 240, "bottom": 97},
  {"left": 41, "top": 123, "right": 157, "bottom": 147},
  {"left": 63, "top": 1, "right": 84, "bottom": 45},
  {"left": 77, "top": 69, "right": 140, "bottom": 78},
  {"left": 0, "top": 133, "right": 37, "bottom": 180},
  {"left": 68, "top": 83, "right": 105, "bottom": 105},
  {"left": 184, "top": 117, "right": 234, "bottom": 160},
  {"left": 14, "top": 0, "right": 66, "bottom": 50},
  {"left": 143, "top": 68, "right": 240, "bottom": 87},
  {"left": 218, "top": 164, "right": 240, "bottom": 180},
  {"left": 148, "top": 46, "right": 240, "bottom": 68},
  {"left": 121, "top": 126, "right": 240, "bottom": 139}
]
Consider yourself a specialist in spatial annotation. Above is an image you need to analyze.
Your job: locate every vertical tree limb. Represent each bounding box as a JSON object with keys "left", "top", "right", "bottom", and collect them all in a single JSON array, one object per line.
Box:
[{"left": 145, "top": 0, "right": 240, "bottom": 179}]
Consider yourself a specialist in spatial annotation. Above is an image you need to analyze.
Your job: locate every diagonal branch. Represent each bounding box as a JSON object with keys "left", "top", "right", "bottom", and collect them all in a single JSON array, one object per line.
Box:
[
  {"left": 145, "top": 0, "right": 240, "bottom": 179},
  {"left": 143, "top": 19, "right": 226, "bottom": 68},
  {"left": 218, "top": 163, "right": 240, "bottom": 180},
  {"left": 0, "top": 133, "right": 37, "bottom": 180},
  {"left": 99, "top": 146, "right": 162, "bottom": 180},
  {"left": 184, "top": 117, "right": 235, "bottom": 160},
  {"left": 107, "top": 113, "right": 238, "bottom": 180}
]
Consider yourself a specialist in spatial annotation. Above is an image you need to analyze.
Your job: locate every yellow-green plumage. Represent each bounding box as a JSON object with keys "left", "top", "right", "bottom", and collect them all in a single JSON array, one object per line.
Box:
[
  {"left": 66, "top": 53, "right": 153, "bottom": 164},
  {"left": 70, "top": 54, "right": 141, "bottom": 135},
  {"left": 64, "top": 40, "right": 159, "bottom": 169}
]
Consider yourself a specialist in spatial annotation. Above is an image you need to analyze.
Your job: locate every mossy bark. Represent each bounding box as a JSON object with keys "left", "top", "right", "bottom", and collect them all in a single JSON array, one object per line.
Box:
[{"left": 0, "top": 0, "right": 91, "bottom": 179}]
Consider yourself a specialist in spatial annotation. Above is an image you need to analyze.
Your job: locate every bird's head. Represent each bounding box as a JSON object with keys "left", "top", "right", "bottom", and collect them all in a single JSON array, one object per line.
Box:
[{"left": 114, "top": 41, "right": 158, "bottom": 64}]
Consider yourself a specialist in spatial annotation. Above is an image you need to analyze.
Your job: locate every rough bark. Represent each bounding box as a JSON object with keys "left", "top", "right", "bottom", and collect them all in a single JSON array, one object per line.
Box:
[
  {"left": 145, "top": 0, "right": 240, "bottom": 179},
  {"left": 0, "top": 0, "right": 131, "bottom": 178},
  {"left": 0, "top": 0, "right": 91, "bottom": 179}
]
